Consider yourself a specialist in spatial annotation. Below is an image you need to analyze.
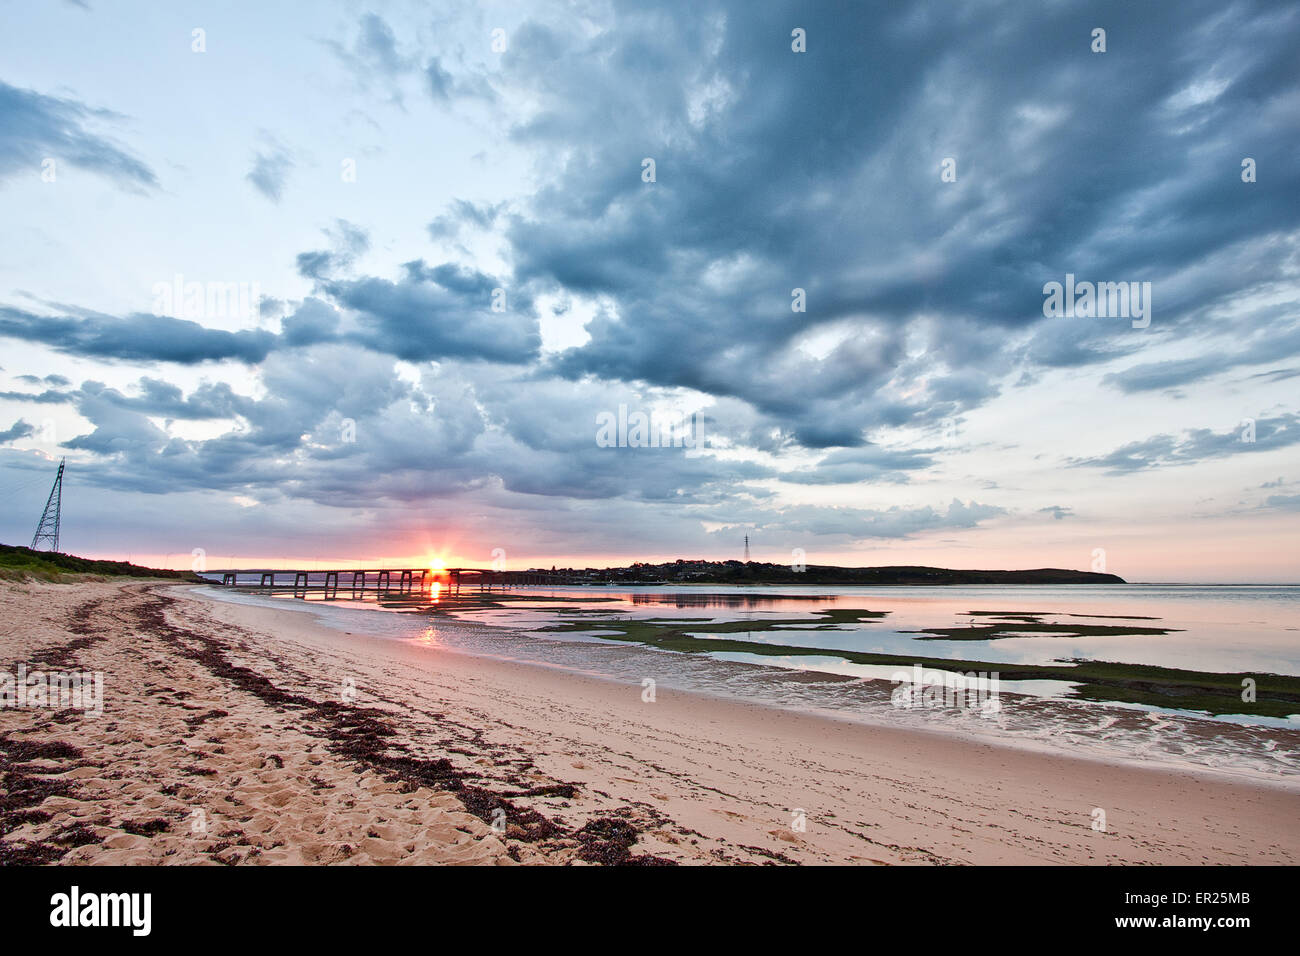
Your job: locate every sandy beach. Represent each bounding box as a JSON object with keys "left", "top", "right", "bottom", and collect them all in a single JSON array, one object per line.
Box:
[{"left": 1, "top": 578, "right": 1297, "bottom": 866}]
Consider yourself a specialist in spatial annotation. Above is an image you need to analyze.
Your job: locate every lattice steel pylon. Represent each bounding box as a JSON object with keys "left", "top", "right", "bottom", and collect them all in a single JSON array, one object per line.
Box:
[
  {"left": 743, "top": 534, "right": 749, "bottom": 562},
  {"left": 31, "top": 457, "right": 65, "bottom": 552}
]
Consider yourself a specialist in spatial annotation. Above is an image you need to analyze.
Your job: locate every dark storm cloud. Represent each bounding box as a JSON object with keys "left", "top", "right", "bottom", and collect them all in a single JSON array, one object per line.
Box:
[
  {"left": 0, "top": 79, "right": 157, "bottom": 189},
  {"left": 5, "top": 0, "right": 1298, "bottom": 552},
  {"left": 496, "top": 0, "right": 1298, "bottom": 433},
  {"left": 6, "top": 332, "right": 1006, "bottom": 546},
  {"left": 0, "top": 420, "right": 35, "bottom": 444},
  {"left": 77, "top": 379, "right": 249, "bottom": 420},
  {"left": 24, "top": 315, "right": 266, "bottom": 367},
  {"left": 0, "top": 305, "right": 276, "bottom": 364},
  {"left": 0, "top": 262, "right": 534, "bottom": 365},
  {"left": 16, "top": 374, "right": 70, "bottom": 387},
  {"left": 321, "top": 260, "right": 541, "bottom": 364},
  {"left": 55, "top": 349, "right": 420, "bottom": 493},
  {"left": 0, "top": 387, "right": 73, "bottom": 405},
  {"left": 45, "top": 352, "right": 767, "bottom": 510},
  {"left": 279, "top": 297, "right": 341, "bottom": 347},
  {"left": 1070, "top": 412, "right": 1300, "bottom": 473}
]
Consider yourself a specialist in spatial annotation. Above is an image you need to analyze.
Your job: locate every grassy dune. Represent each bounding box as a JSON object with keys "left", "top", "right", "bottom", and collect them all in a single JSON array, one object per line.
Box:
[{"left": 0, "top": 544, "right": 202, "bottom": 583}]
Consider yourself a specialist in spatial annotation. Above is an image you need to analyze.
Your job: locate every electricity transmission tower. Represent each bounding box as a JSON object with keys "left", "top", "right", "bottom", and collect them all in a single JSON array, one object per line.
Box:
[
  {"left": 743, "top": 534, "right": 750, "bottom": 563},
  {"left": 31, "top": 457, "right": 65, "bottom": 552}
]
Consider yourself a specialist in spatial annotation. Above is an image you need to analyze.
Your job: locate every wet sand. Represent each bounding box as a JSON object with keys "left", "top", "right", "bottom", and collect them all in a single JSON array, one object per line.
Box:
[{"left": 1, "top": 578, "right": 1297, "bottom": 865}]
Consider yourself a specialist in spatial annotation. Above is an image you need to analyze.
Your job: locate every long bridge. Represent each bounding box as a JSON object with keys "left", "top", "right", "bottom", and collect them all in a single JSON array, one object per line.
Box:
[{"left": 205, "top": 567, "right": 580, "bottom": 599}]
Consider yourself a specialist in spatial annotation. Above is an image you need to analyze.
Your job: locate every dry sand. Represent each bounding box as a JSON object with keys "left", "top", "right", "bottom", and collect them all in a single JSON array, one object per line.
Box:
[{"left": 1, "top": 578, "right": 1296, "bottom": 865}]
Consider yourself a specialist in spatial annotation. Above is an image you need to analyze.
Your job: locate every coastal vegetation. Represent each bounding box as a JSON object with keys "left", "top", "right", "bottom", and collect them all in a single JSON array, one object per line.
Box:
[{"left": 0, "top": 544, "right": 201, "bottom": 583}]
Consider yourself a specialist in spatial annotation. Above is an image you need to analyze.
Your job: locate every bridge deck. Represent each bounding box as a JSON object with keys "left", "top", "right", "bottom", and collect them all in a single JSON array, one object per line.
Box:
[{"left": 204, "top": 567, "right": 577, "bottom": 597}]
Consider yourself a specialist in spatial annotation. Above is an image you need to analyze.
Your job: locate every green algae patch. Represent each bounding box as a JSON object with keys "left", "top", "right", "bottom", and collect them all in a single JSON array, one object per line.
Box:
[{"left": 533, "top": 612, "right": 1299, "bottom": 719}]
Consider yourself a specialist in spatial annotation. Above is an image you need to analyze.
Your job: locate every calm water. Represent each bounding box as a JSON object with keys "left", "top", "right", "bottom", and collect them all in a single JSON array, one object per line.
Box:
[
  {"left": 200, "top": 583, "right": 1300, "bottom": 782},
  {"left": 451, "top": 584, "right": 1300, "bottom": 676}
]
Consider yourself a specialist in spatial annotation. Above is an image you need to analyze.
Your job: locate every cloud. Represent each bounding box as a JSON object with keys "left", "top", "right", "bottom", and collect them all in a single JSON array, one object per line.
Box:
[
  {"left": 296, "top": 220, "right": 371, "bottom": 279},
  {"left": 246, "top": 143, "right": 294, "bottom": 202},
  {"left": 16, "top": 374, "right": 71, "bottom": 387},
  {"left": 0, "top": 256, "right": 534, "bottom": 365},
  {"left": 321, "top": 260, "right": 541, "bottom": 364},
  {"left": 486, "top": 0, "right": 1300, "bottom": 444},
  {"left": 0, "top": 387, "right": 73, "bottom": 404},
  {"left": 0, "top": 80, "right": 157, "bottom": 189},
  {"left": 779, "top": 445, "right": 935, "bottom": 484},
  {"left": 326, "top": 13, "right": 416, "bottom": 103},
  {"left": 0, "top": 305, "right": 276, "bottom": 365},
  {"left": 4, "top": 0, "right": 1300, "bottom": 564},
  {"left": 714, "top": 498, "right": 1006, "bottom": 540},
  {"left": 77, "top": 378, "right": 249, "bottom": 420},
  {"left": 425, "top": 58, "right": 454, "bottom": 102},
  {"left": 1070, "top": 413, "right": 1300, "bottom": 473},
  {"left": 35, "top": 344, "right": 1003, "bottom": 552},
  {"left": 427, "top": 199, "right": 504, "bottom": 240},
  {"left": 325, "top": 13, "right": 489, "bottom": 107},
  {"left": 0, "top": 420, "right": 34, "bottom": 444},
  {"left": 1103, "top": 320, "right": 1300, "bottom": 393},
  {"left": 350, "top": 13, "right": 408, "bottom": 75}
]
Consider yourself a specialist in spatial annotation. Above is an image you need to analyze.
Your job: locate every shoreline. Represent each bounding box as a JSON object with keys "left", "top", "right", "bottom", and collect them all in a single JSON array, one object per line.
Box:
[
  {"left": 2, "top": 577, "right": 1297, "bottom": 865},
  {"left": 198, "top": 583, "right": 1300, "bottom": 786}
]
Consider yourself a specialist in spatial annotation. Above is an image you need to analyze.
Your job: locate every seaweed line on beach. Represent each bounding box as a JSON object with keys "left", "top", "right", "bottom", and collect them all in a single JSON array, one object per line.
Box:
[
  {"left": 0, "top": 593, "right": 134, "bottom": 864},
  {"left": 0, "top": 733, "right": 105, "bottom": 864},
  {"left": 137, "top": 587, "right": 677, "bottom": 865}
]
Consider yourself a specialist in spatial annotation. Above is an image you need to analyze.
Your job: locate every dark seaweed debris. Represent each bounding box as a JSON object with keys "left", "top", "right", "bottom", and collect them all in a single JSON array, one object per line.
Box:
[
  {"left": 138, "top": 589, "right": 676, "bottom": 864},
  {"left": 0, "top": 733, "right": 104, "bottom": 864},
  {"left": 575, "top": 818, "right": 675, "bottom": 866},
  {"left": 120, "top": 818, "right": 171, "bottom": 837}
]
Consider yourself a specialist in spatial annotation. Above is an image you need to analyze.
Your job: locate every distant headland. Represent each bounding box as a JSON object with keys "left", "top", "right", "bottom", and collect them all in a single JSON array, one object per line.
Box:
[
  {"left": 551, "top": 560, "right": 1125, "bottom": 586},
  {"left": 0, "top": 544, "right": 1125, "bottom": 586}
]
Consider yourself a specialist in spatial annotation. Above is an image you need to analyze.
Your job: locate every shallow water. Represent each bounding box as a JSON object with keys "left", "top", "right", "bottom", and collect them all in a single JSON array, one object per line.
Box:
[
  {"left": 445, "top": 584, "right": 1300, "bottom": 674},
  {"left": 198, "top": 583, "right": 1300, "bottom": 783}
]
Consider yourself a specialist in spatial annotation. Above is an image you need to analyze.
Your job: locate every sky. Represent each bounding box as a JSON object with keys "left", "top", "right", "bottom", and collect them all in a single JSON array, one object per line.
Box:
[{"left": 0, "top": 0, "right": 1297, "bottom": 582}]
